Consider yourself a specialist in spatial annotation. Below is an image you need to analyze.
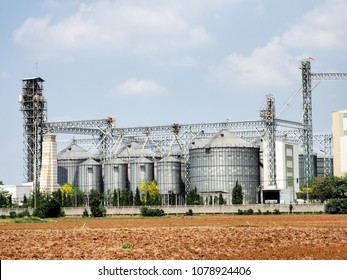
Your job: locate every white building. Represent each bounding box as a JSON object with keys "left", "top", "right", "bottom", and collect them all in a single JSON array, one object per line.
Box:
[
  {"left": 262, "top": 140, "right": 300, "bottom": 204},
  {"left": 332, "top": 110, "right": 347, "bottom": 177},
  {"left": 1, "top": 183, "right": 33, "bottom": 206}
]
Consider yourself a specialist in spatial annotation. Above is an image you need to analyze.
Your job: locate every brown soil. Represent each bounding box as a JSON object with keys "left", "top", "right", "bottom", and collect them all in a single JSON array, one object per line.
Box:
[{"left": 1, "top": 214, "right": 347, "bottom": 260}]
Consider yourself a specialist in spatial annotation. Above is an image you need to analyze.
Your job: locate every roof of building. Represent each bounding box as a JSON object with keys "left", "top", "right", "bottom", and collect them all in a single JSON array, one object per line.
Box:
[
  {"left": 191, "top": 129, "right": 256, "bottom": 149},
  {"left": 80, "top": 158, "right": 100, "bottom": 166},
  {"left": 117, "top": 142, "right": 158, "bottom": 158},
  {"left": 58, "top": 140, "right": 91, "bottom": 160}
]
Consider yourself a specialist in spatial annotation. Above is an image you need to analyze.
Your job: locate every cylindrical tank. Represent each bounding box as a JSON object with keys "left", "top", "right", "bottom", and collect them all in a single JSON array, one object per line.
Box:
[
  {"left": 78, "top": 158, "right": 102, "bottom": 193},
  {"left": 189, "top": 130, "right": 260, "bottom": 204},
  {"left": 103, "top": 158, "right": 128, "bottom": 193},
  {"left": 130, "top": 157, "right": 154, "bottom": 193},
  {"left": 57, "top": 141, "right": 90, "bottom": 187},
  {"left": 156, "top": 156, "right": 182, "bottom": 194}
]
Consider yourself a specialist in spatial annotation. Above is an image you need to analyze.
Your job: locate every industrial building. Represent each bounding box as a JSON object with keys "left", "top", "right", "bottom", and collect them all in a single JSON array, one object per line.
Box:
[{"left": 18, "top": 60, "right": 347, "bottom": 205}]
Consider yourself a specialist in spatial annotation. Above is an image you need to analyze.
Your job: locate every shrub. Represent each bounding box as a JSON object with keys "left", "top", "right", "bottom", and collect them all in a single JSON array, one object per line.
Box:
[
  {"left": 185, "top": 209, "right": 193, "bottom": 216},
  {"left": 237, "top": 209, "right": 253, "bottom": 215},
  {"left": 256, "top": 209, "right": 262, "bottom": 215},
  {"left": 33, "top": 197, "right": 63, "bottom": 218},
  {"left": 140, "top": 206, "right": 165, "bottom": 217},
  {"left": 82, "top": 208, "right": 89, "bottom": 218},
  {"left": 9, "top": 211, "right": 17, "bottom": 219},
  {"left": 121, "top": 242, "right": 134, "bottom": 249},
  {"left": 325, "top": 198, "right": 347, "bottom": 214},
  {"left": 273, "top": 209, "right": 281, "bottom": 215},
  {"left": 17, "top": 210, "right": 30, "bottom": 218},
  {"left": 0, "top": 215, "right": 6, "bottom": 219}
]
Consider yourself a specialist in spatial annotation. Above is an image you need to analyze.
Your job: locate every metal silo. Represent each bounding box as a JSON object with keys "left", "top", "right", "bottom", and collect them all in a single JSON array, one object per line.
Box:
[
  {"left": 156, "top": 156, "right": 182, "bottom": 195},
  {"left": 78, "top": 158, "right": 102, "bottom": 193},
  {"left": 130, "top": 156, "right": 154, "bottom": 193},
  {"left": 57, "top": 140, "right": 90, "bottom": 186},
  {"left": 103, "top": 158, "right": 128, "bottom": 193},
  {"left": 189, "top": 130, "right": 260, "bottom": 204}
]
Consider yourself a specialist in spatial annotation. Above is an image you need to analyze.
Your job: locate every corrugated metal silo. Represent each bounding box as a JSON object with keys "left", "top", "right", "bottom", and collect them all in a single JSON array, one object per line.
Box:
[
  {"left": 103, "top": 158, "right": 128, "bottom": 193},
  {"left": 189, "top": 130, "right": 260, "bottom": 204},
  {"left": 130, "top": 156, "right": 154, "bottom": 193},
  {"left": 57, "top": 140, "right": 90, "bottom": 186},
  {"left": 78, "top": 158, "right": 102, "bottom": 193},
  {"left": 156, "top": 156, "right": 182, "bottom": 194}
]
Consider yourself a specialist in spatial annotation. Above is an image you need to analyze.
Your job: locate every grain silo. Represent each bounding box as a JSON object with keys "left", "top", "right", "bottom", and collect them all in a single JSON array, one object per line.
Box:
[
  {"left": 78, "top": 158, "right": 102, "bottom": 193},
  {"left": 57, "top": 140, "right": 90, "bottom": 186},
  {"left": 103, "top": 158, "right": 129, "bottom": 193},
  {"left": 189, "top": 130, "right": 260, "bottom": 204},
  {"left": 130, "top": 157, "right": 154, "bottom": 193},
  {"left": 156, "top": 156, "right": 182, "bottom": 194}
]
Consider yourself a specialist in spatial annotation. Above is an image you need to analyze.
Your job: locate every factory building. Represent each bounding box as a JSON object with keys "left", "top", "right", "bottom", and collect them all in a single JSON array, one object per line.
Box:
[{"left": 55, "top": 128, "right": 334, "bottom": 205}]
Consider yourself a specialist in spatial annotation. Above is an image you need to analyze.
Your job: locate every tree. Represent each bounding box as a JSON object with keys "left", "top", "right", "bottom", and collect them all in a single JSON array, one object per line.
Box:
[
  {"left": 300, "top": 175, "right": 347, "bottom": 202},
  {"left": 89, "top": 189, "right": 106, "bottom": 217},
  {"left": 232, "top": 181, "right": 243, "bottom": 204},
  {"left": 186, "top": 187, "right": 203, "bottom": 205},
  {"left": 218, "top": 193, "right": 225, "bottom": 205},
  {"left": 134, "top": 187, "right": 142, "bottom": 206},
  {"left": 32, "top": 194, "right": 63, "bottom": 218},
  {"left": 60, "top": 183, "right": 75, "bottom": 207},
  {"left": 139, "top": 180, "right": 161, "bottom": 205},
  {"left": 0, "top": 188, "right": 12, "bottom": 208}
]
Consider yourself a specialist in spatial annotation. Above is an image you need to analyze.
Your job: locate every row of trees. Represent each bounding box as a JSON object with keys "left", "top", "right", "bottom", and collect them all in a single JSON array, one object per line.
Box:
[
  {"left": 298, "top": 174, "right": 347, "bottom": 202},
  {"left": 1, "top": 179, "right": 245, "bottom": 209}
]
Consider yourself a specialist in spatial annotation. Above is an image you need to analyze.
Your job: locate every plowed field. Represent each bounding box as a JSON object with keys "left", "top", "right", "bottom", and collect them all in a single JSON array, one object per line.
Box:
[{"left": 1, "top": 214, "right": 347, "bottom": 260}]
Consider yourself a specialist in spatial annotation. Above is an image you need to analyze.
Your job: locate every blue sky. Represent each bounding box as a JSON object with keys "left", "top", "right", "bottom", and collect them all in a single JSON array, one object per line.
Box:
[{"left": 1, "top": 0, "right": 347, "bottom": 184}]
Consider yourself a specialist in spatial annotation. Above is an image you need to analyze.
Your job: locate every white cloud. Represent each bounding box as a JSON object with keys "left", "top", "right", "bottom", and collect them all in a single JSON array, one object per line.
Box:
[
  {"left": 214, "top": 0, "right": 347, "bottom": 87},
  {"left": 110, "top": 78, "right": 166, "bottom": 96},
  {"left": 14, "top": 0, "right": 215, "bottom": 59}
]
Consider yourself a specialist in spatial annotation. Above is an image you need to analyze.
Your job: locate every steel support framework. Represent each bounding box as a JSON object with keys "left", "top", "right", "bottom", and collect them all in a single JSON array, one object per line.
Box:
[
  {"left": 260, "top": 95, "right": 277, "bottom": 187},
  {"left": 19, "top": 77, "right": 47, "bottom": 189},
  {"left": 301, "top": 60, "right": 347, "bottom": 182},
  {"left": 47, "top": 116, "right": 306, "bottom": 192}
]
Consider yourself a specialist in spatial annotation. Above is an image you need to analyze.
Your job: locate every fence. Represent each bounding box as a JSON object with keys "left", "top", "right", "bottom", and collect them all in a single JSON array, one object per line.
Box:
[{"left": 0, "top": 203, "right": 325, "bottom": 217}]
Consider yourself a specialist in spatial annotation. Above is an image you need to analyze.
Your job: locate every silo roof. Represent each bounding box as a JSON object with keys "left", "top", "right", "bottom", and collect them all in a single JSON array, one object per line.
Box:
[
  {"left": 134, "top": 156, "right": 153, "bottom": 163},
  {"left": 105, "top": 158, "right": 127, "bottom": 165},
  {"left": 58, "top": 141, "right": 91, "bottom": 160},
  {"left": 117, "top": 142, "right": 158, "bottom": 158},
  {"left": 193, "top": 130, "right": 256, "bottom": 149},
  {"left": 159, "top": 156, "right": 181, "bottom": 163},
  {"left": 80, "top": 158, "right": 100, "bottom": 166}
]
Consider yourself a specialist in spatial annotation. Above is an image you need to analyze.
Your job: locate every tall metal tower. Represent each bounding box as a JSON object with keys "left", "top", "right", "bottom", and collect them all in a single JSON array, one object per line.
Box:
[
  {"left": 260, "top": 94, "right": 277, "bottom": 187},
  {"left": 301, "top": 59, "right": 347, "bottom": 182},
  {"left": 300, "top": 59, "right": 314, "bottom": 183},
  {"left": 19, "top": 77, "right": 47, "bottom": 191}
]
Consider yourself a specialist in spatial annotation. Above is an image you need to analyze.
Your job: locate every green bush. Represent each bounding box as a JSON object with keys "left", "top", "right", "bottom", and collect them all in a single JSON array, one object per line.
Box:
[
  {"left": 17, "top": 210, "right": 30, "bottom": 218},
  {"left": 185, "top": 209, "right": 193, "bottom": 216},
  {"left": 325, "top": 198, "right": 347, "bottom": 214},
  {"left": 9, "top": 211, "right": 17, "bottom": 218},
  {"left": 237, "top": 209, "right": 253, "bottom": 215},
  {"left": 140, "top": 206, "right": 165, "bottom": 217},
  {"left": 273, "top": 209, "right": 281, "bottom": 215},
  {"left": 33, "top": 197, "right": 63, "bottom": 218},
  {"left": 82, "top": 208, "right": 89, "bottom": 218}
]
